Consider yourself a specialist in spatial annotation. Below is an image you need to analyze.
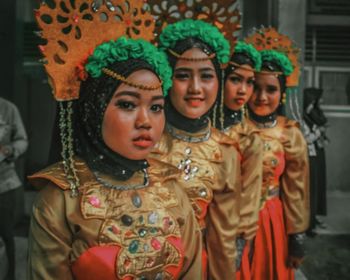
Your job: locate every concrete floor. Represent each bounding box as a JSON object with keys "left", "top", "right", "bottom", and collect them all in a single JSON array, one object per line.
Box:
[
  {"left": 1, "top": 191, "right": 349, "bottom": 280},
  {"left": 14, "top": 237, "right": 27, "bottom": 280},
  {"left": 300, "top": 191, "right": 350, "bottom": 280},
  {"left": 313, "top": 191, "right": 350, "bottom": 235}
]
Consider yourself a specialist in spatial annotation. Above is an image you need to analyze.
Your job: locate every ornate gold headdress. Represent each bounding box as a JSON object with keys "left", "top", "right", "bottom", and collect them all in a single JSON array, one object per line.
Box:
[
  {"left": 35, "top": 0, "right": 155, "bottom": 101},
  {"left": 245, "top": 26, "right": 301, "bottom": 87},
  {"left": 35, "top": 0, "right": 159, "bottom": 196},
  {"left": 145, "top": 0, "right": 242, "bottom": 53}
]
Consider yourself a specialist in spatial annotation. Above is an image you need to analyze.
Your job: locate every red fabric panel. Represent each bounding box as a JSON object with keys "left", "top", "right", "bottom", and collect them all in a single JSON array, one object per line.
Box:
[
  {"left": 71, "top": 245, "right": 125, "bottom": 280},
  {"left": 251, "top": 198, "right": 294, "bottom": 280}
]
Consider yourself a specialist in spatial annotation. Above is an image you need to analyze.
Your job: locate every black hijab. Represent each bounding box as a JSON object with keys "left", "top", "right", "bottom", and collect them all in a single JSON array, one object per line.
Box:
[
  {"left": 74, "top": 59, "right": 158, "bottom": 180},
  {"left": 303, "top": 87, "right": 328, "bottom": 127}
]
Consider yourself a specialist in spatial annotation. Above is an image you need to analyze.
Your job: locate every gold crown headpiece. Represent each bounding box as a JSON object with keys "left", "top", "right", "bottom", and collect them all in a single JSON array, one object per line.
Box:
[
  {"left": 35, "top": 0, "right": 155, "bottom": 101},
  {"left": 245, "top": 26, "right": 301, "bottom": 87},
  {"left": 145, "top": 0, "right": 242, "bottom": 53}
]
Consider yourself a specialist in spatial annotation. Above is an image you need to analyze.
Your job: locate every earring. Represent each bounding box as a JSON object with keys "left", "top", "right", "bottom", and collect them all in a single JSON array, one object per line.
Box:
[
  {"left": 281, "top": 92, "right": 287, "bottom": 104},
  {"left": 241, "top": 105, "right": 246, "bottom": 122},
  {"left": 219, "top": 70, "right": 225, "bottom": 130}
]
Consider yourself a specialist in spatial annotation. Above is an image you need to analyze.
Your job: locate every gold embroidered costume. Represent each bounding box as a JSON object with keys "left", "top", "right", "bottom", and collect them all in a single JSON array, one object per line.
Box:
[
  {"left": 151, "top": 124, "right": 241, "bottom": 279},
  {"left": 249, "top": 116, "right": 309, "bottom": 233},
  {"left": 223, "top": 122, "right": 263, "bottom": 241},
  {"left": 244, "top": 27, "right": 309, "bottom": 278},
  {"left": 27, "top": 158, "right": 202, "bottom": 279}
]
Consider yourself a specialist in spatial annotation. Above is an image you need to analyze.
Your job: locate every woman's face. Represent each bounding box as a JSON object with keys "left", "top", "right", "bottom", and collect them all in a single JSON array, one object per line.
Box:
[
  {"left": 224, "top": 65, "right": 255, "bottom": 111},
  {"left": 170, "top": 48, "right": 219, "bottom": 119},
  {"left": 248, "top": 73, "right": 282, "bottom": 116},
  {"left": 102, "top": 69, "right": 165, "bottom": 160}
]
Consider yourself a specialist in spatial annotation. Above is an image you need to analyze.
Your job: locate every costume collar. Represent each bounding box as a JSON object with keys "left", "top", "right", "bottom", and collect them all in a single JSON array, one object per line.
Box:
[
  {"left": 165, "top": 97, "right": 210, "bottom": 133},
  {"left": 248, "top": 106, "right": 278, "bottom": 128}
]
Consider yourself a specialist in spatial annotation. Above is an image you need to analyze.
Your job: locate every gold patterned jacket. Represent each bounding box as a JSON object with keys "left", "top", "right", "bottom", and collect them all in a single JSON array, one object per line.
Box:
[
  {"left": 150, "top": 123, "right": 242, "bottom": 280},
  {"left": 223, "top": 121, "right": 263, "bottom": 241},
  {"left": 249, "top": 116, "right": 310, "bottom": 234},
  {"left": 27, "top": 158, "right": 202, "bottom": 280}
]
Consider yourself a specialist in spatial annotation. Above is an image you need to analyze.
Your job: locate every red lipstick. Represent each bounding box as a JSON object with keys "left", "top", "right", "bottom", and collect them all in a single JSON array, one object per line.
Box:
[
  {"left": 184, "top": 97, "right": 204, "bottom": 108},
  {"left": 132, "top": 134, "right": 153, "bottom": 149},
  {"left": 235, "top": 98, "right": 246, "bottom": 106}
]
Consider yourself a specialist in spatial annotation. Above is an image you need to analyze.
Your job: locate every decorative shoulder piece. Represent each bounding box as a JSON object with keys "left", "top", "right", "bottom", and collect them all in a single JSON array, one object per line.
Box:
[
  {"left": 145, "top": 0, "right": 242, "bottom": 55},
  {"left": 245, "top": 27, "right": 301, "bottom": 87},
  {"left": 35, "top": 0, "right": 155, "bottom": 101},
  {"left": 158, "top": 19, "right": 230, "bottom": 64}
]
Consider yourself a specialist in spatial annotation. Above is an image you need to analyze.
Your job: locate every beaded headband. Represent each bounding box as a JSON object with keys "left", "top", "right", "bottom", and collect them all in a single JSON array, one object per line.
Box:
[
  {"left": 245, "top": 27, "right": 300, "bottom": 87},
  {"left": 258, "top": 69, "right": 284, "bottom": 76},
  {"left": 102, "top": 68, "right": 162, "bottom": 91},
  {"left": 85, "top": 37, "right": 172, "bottom": 94},
  {"left": 168, "top": 49, "right": 216, "bottom": 62},
  {"left": 228, "top": 61, "right": 256, "bottom": 73}
]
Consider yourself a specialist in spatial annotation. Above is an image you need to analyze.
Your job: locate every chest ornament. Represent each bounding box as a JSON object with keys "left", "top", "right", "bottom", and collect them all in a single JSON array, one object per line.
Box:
[{"left": 176, "top": 147, "right": 200, "bottom": 181}]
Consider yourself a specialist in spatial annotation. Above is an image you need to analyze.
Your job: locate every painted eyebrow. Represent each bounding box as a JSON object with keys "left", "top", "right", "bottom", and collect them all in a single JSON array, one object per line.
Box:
[
  {"left": 114, "top": 91, "right": 141, "bottom": 99},
  {"left": 198, "top": 67, "right": 215, "bottom": 72},
  {"left": 174, "top": 67, "right": 192, "bottom": 72},
  {"left": 266, "top": 85, "right": 279, "bottom": 90},
  {"left": 174, "top": 67, "right": 215, "bottom": 72},
  {"left": 229, "top": 72, "right": 255, "bottom": 79},
  {"left": 114, "top": 91, "right": 164, "bottom": 101},
  {"left": 151, "top": 95, "right": 165, "bottom": 101}
]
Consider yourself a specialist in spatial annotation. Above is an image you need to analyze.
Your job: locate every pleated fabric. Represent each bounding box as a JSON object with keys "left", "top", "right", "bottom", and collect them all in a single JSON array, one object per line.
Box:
[
  {"left": 236, "top": 242, "right": 251, "bottom": 280},
  {"left": 251, "top": 197, "right": 294, "bottom": 280}
]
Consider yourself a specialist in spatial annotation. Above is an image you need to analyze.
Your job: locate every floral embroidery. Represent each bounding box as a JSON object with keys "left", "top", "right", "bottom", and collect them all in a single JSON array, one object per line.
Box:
[{"left": 88, "top": 196, "right": 101, "bottom": 208}]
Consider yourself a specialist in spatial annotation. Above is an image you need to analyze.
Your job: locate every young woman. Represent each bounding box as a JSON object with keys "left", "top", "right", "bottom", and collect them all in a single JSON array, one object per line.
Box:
[
  {"left": 247, "top": 49, "right": 309, "bottom": 279},
  {"left": 216, "top": 41, "right": 263, "bottom": 279},
  {"left": 27, "top": 37, "right": 203, "bottom": 279},
  {"left": 151, "top": 19, "right": 241, "bottom": 279}
]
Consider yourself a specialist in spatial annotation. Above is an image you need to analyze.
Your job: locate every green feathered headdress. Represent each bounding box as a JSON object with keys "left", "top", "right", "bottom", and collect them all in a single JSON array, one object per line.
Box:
[
  {"left": 233, "top": 41, "right": 262, "bottom": 71},
  {"left": 85, "top": 37, "right": 172, "bottom": 95},
  {"left": 260, "top": 49, "right": 293, "bottom": 76},
  {"left": 158, "top": 19, "right": 230, "bottom": 64}
]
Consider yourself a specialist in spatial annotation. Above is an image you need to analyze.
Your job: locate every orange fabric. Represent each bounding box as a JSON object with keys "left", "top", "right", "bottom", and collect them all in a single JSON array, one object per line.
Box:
[
  {"left": 248, "top": 116, "right": 309, "bottom": 234},
  {"left": 236, "top": 243, "right": 251, "bottom": 280},
  {"left": 71, "top": 246, "right": 121, "bottom": 280},
  {"left": 201, "top": 248, "right": 208, "bottom": 280},
  {"left": 165, "top": 236, "right": 184, "bottom": 278},
  {"left": 72, "top": 240, "right": 187, "bottom": 280},
  {"left": 251, "top": 197, "right": 294, "bottom": 280},
  {"left": 197, "top": 199, "right": 209, "bottom": 229}
]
